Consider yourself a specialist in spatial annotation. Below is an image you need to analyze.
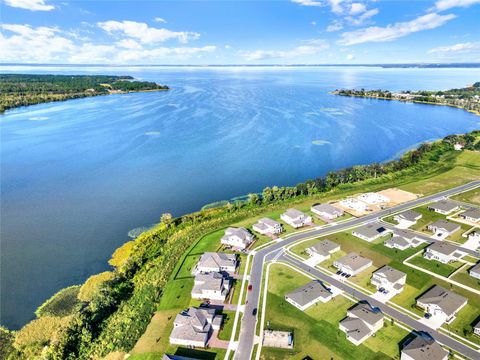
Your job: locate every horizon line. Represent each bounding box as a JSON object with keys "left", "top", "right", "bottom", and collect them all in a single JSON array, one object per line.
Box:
[{"left": 2, "top": 62, "right": 480, "bottom": 68}]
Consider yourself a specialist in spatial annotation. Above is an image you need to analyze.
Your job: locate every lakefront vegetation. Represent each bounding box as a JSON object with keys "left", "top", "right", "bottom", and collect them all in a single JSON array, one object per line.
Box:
[
  {"left": 333, "top": 82, "right": 480, "bottom": 115},
  {"left": 1, "top": 129, "right": 479, "bottom": 360},
  {"left": 0, "top": 74, "right": 169, "bottom": 113}
]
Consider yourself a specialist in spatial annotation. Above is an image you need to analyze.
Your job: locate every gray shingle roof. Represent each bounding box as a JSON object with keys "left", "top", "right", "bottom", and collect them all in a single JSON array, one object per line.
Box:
[
  {"left": 283, "top": 208, "right": 306, "bottom": 219},
  {"left": 385, "top": 236, "right": 410, "bottom": 248},
  {"left": 339, "top": 317, "right": 371, "bottom": 342},
  {"left": 308, "top": 239, "right": 340, "bottom": 256},
  {"left": 396, "top": 210, "right": 422, "bottom": 222},
  {"left": 428, "top": 200, "right": 458, "bottom": 213},
  {"left": 460, "top": 208, "right": 480, "bottom": 220},
  {"left": 353, "top": 223, "right": 387, "bottom": 239},
  {"left": 335, "top": 252, "right": 372, "bottom": 272},
  {"left": 426, "top": 241, "right": 459, "bottom": 256},
  {"left": 427, "top": 220, "right": 461, "bottom": 233},
  {"left": 348, "top": 302, "right": 383, "bottom": 326},
  {"left": 311, "top": 203, "right": 343, "bottom": 216},
  {"left": 372, "top": 265, "right": 406, "bottom": 284},
  {"left": 285, "top": 280, "right": 331, "bottom": 307},
  {"left": 469, "top": 262, "right": 480, "bottom": 276},
  {"left": 417, "top": 285, "right": 467, "bottom": 317},
  {"left": 197, "top": 252, "right": 237, "bottom": 270},
  {"left": 401, "top": 334, "right": 448, "bottom": 360},
  {"left": 258, "top": 217, "right": 281, "bottom": 227}
]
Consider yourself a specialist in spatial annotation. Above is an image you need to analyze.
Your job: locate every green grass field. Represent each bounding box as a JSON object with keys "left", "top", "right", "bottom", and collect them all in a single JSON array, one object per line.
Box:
[
  {"left": 407, "top": 254, "right": 464, "bottom": 277},
  {"left": 260, "top": 264, "right": 409, "bottom": 360},
  {"left": 452, "top": 187, "right": 480, "bottom": 205}
]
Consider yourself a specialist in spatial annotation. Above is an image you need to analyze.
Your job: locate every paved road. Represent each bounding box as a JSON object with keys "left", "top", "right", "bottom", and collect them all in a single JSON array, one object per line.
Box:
[
  {"left": 233, "top": 180, "right": 480, "bottom": 360},
  {"left": 281, "top": 253, "right": 480, "bottom": 360}
]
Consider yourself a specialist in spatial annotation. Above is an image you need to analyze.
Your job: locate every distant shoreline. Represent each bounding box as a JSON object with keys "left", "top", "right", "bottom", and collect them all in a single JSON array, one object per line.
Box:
[
  {"left": 332, "top": 86, "right": 480, "bottom": 117},
  {"left": 0, "top": 74, "right": 169, "bottom": 114},
  {"left": 2, "top": 62, "right": 480, "bottom": 68}
]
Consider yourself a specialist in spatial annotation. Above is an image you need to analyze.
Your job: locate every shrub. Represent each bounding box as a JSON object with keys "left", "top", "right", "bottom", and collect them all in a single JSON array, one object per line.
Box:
[
  {"left": 78, "top": 271, "right": 115, "bottom": 302},
  {"left": 35, "top": 286, "right": 81, "bottom": 318}
]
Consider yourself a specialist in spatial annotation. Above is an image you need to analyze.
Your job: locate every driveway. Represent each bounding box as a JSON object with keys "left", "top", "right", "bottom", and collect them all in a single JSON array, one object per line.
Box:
[{"left": 419, "top": 313, "right": 447, "bottom": 330}]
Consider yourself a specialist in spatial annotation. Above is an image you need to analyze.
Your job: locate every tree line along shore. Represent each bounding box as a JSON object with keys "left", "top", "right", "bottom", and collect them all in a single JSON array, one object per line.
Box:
[
  {"left": 332, "top": 82, "right": 480, "bottom": 116},
  {"left": 1, "top": 129, "right": 479, "bottom": 360},
  {"left": 0, "top": 74, "right": 169, "bottom": 113}
]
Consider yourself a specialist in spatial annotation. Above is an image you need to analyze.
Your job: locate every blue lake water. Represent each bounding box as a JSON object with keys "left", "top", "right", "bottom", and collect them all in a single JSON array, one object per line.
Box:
[{"left": 1, "top": 66, "right": 480, "bottom": 329}]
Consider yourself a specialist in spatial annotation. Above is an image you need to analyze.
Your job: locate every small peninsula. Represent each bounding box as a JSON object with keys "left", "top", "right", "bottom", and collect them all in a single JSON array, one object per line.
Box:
[
  {"left": 0, "top": 74, "right": 169, "bottom": 113},
  {"left": 333, "top": 82, "right": 480, "bottom": 116}
]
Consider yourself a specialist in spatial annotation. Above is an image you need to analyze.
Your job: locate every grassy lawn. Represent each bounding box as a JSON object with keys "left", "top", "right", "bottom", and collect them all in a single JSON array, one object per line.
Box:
[
  {"left": 407, "top": 254, "right": 463, "bottom": 277},
  {"left": 451, "top": 266, "right": 480, "bottom": 291},
  {"left": 261, "top": 264, "right": 408, "bottom": 360},
  {"left": 452, "top": 187, "right": 480, "bottom": 205},
  {"left": 218, "top": 310, "right": 236, "bottom": 341},
  {"left": 445, "top": 223, "right": 472, "bottom": 244},
  {"left": 409, "top": 206, "right": 448, "bottom": 232},
  {"left": 443, "top": 304, "right": 480, "bottom": 345},
  {"left": 399, "top": 150, "right": 480, "bottom": 196},
  {"left": 158, "top": 277, "right": 193, "bottom": 311}
]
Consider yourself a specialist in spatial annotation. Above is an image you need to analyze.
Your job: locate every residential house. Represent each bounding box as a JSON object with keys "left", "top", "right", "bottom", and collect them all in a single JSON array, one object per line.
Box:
[
  {"left": 285, "top": 280, "right": 332, "bottom": 311},
  {"left": 459, "top": 208, "right": 480, "bottom": 223},
  {"left": 394, "top": 210, "right": 422, "bottom": 225},
  {"left": 469, "top": 262, "right": 480, "bottom": 280},
  {"left": 220, "top": 227, "right": 255, "bottom": 250},
  {"left": 427, "top": 220, "right": 461, "bottom": 237},
  {"left": 280, "top": 208, "right": 312, "bottom": 228},
  {"left": 333, "top": 252, "right": 372, "bottom": 276},
  {"left": 311, "top": 203, "right": 344, "bottom": 220},
  {"left": 352, "top": 223, "right": 388, "bottom": 242},
  {"left": 252, "top": 217, "right": 283, "bottom": 235},
  {"left": 423, "top": 242, "right": 465, "bottom": 264},
  {"left": 384, "top": 236, "right": 411, "bottom": 250},
  {"left": 339, "top": 302, "right": 384, "bottom": 345},
  {"left": 191, "top": 272, "right": 231, "bottom": 301},
  {"left": 416, "top": 285, "right": 468, "bottom": 324},
  {"left": 371, "top": 266, "right": 406, "bottom": 294},
  {"left": 193, "top": 252, "right": 237, "bottom": 275},
  {"left": 400, "top": 333, "right": 448, "bottom": 360},
  {"left": 163, "top": 355, "right": 198, "bottom": 360},
  {"left": 427, "top": 200, "right": 459, "bottom": 215},
  {"left": 169, "top": 307, "right": 222, "bottom": 347},
  {"left": 384, "top": 229, "right": 422, "bottom": 250},
  {"left": 454, "top": 143, "right": 464, "bottom": 151},
  {"left": 474, "top": 320, "right": 480, "bottom": 336},
  {"left": 305, "top": 239, "right": 340, "bottom": 262}
]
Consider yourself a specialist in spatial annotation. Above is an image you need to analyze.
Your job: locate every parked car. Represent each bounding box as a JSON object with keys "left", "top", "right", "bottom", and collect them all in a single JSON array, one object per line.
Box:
[
  {"left": 248, "top": 284, "right": 253, "bottom": 291},
  {"left": 252, "top": 308, "right": 257, "bottom": 316}
]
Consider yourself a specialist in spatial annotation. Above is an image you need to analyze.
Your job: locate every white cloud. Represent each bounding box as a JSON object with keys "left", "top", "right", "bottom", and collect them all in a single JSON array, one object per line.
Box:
[
  {"left": 0, "top": 22, "right": 216, "bottom": 64},
  {"left": 346, "top": 54, "right": 355, "bottom": 60},
  {"left": 428, "top": 42, "right": 477, "bottom": 53},
  {"left": 291, "top": 0, "right": 323, "bottom": 6},
  {"left": 326, "top": 20, "right": 343, "bottom": 32},
  {"left": 329, "top": 0, "right": 344, "bottom": 14},
  {"left": 0, "top": 24, "right": 74, "bottom": 62},
  {"left": 3, "top": 0, "right": 54, "bottom": 11},
  {"left": 311, "top": 21, "right": 317, "bottom": 26},
  {"left": 292, "top": 0, "right": 344, "bottom": 13},
  {"left": 242, "top": 40, "right": 329, "bottom": 61},
  {"left": 339, "top": 12, "right": 456, "bottom": 45},
  {"left": 349, "top": 3, "right": 366, "bottom": 15},
  {"left": 116, "top": 38, "right": 142, "bottom": 49},
  {"left": 97, "top": 20, "right": 200, "bottom": 44},
  {"left": 346, "top": 8, "right": 379, "bottom": 25},
  {"left": 154, "top": 17, "right": 167, "bottom": 23},
  {"left": 434, "top": 0, "right": 480, "bottom": 11}
]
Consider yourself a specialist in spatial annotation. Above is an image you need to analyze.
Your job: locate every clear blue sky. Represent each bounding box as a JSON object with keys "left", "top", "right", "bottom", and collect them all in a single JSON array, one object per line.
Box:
[{"left": 1, "top": 0, "right": 479, "bottom": 64}]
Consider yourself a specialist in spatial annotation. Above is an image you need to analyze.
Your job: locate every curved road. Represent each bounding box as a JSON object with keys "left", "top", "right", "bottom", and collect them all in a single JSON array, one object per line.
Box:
[{"left": 233, "top": 180, "right": 480, "bottom": 360}]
